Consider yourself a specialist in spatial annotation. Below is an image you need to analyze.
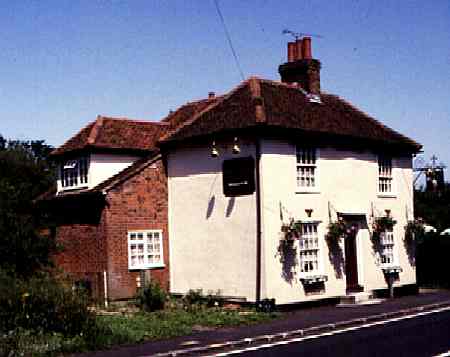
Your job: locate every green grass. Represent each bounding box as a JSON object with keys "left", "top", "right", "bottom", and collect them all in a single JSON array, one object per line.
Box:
[
  {"left": 97, "top": 307, "right": 278, "bottom": 344},
  {"left": 2, "top": 307, "right": 279, "bottom": 356}
]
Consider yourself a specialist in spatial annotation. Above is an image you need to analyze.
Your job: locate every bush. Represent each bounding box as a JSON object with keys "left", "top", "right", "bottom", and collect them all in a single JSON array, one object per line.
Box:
[
  {"left": 183, "top": 289, "right": 204, "bottom": 306},
  {"left": 137, "top": 281, "right": 167, "bottom": 312},
  {"left": 0, "top": 271, "right": 95, "bottom": 336}
]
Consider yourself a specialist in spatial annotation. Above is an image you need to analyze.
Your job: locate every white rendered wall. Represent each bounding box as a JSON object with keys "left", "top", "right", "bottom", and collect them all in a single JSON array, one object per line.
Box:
[
  {"left": 88, "top": 153, "right": 139, "bottom": 188},
  {"left": 168, "top": 141, "right": 258, "bottom": 301},
  {"left": 259, "top": 139, "right": 415, "bottom": 304}
]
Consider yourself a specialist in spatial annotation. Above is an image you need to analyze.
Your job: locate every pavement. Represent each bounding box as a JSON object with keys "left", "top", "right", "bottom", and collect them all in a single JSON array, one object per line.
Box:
[{"left": 80, "top": 289, "right": 450, "bottom": 357}]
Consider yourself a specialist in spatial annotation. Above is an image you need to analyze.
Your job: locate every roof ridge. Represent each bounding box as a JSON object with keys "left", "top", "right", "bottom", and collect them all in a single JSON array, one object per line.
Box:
[
  {"left": 87, "top": 115, "right": 104, "bottom": 145},
  {"left": 159, "top": 78, "right": 253, "bottom": 142},
  {"left": 160, "top": 97, "right": 223, "bottom": 123},
  {"left": 248, "top": 77, "right": 266, "bottom": 123},
  {"left": 99, "top": 116, "right": 167, "bottom": 125},
  {"left": 50, "top": 120, "right": 97, "bottom": 156}
]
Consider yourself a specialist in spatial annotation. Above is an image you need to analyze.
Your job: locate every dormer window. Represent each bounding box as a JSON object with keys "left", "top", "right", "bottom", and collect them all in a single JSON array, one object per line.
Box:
[{"left": 60, "top": 157, "right": 89, "bottom": 189}]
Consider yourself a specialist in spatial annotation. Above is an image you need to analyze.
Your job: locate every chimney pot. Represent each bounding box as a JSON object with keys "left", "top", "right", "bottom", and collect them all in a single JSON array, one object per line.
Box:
[
  {"left": 208, "top": 91, "right": 216, "bottom": 100},
  {"left": 287, "top": 42, "right": 297, "bottom": 62},
  {"left": 295, "top": 39, "right": 303, "bottom": 60},
  {"left": 302, "top": 37, "right": 312, "bottom": 59}
]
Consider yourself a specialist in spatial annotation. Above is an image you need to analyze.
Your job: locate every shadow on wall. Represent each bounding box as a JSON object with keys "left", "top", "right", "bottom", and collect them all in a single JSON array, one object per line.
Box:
[
  {"left": 206, "top": 195, "right": 215, "bottom": 219},
  {"left": 327, "top": 239, "right": 344, "bottom": 279},
  {"left": 276, "top": 239, "right": 298, "bottom": 285},
  {"left": 226, "top": 197, "right": 235, "bottom": 217}
]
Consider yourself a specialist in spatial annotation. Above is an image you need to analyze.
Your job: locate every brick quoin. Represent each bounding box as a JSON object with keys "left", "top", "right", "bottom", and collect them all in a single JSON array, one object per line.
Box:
[{"left": 53, "top": 157, "right": 169, "bottom": 301}]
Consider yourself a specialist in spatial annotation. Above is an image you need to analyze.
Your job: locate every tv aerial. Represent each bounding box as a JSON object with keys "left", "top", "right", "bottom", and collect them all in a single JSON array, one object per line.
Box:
[{"left": 282, "top": 29, "right": 324, "bottom": 40}]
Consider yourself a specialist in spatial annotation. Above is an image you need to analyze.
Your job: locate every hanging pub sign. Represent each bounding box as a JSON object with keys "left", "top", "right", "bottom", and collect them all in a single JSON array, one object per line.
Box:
[{"left": 222, "top": 157, "right": 255, "bottom": 197}]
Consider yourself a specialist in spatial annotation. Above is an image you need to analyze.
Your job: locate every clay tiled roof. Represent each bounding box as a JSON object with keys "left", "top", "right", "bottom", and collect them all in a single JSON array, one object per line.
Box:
[
  {"left": 51, "top": 116, "right": 168, "bottom": 157},
  {"left": 161, "top": 77, "right": 421, "bottom": 152}
]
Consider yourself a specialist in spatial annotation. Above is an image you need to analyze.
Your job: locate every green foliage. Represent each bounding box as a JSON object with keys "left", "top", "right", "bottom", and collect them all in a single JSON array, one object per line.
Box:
[
  {"left": 404, "top": 219, "right": 425, "bottom": 243},
  {"left": 183, "top": 289, "right": 204, "bottom": 306},
  {"left": 414, "top": 185, "right": 450, "bottom": 232},
  {"left": 281, "top": 218, "right": 302, "bottom": 240},
  {"left": 326, "top": 218, "right": 348, "bottom": 242},
  {"left": 0, "top": 135, "right": 56, "bottom": 278},
  {"left": 372, "top": 216, "right": 397, "bottom": 239},
  {"left": 0, "top": 272, "right": 95, "bottom": 336},
  {"left": 137, "top": 281, "right": 167, "bottom": 312},
  {"left": 416, "top": 233, "right": 450, "bottom": 288}
]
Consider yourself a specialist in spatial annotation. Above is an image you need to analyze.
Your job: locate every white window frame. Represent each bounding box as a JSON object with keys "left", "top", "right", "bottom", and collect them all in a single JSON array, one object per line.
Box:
[
  {"left": 296, "top": 146, "right": 319, "bottom": 193},
  {"left": 128, "top": 230, "right": 165, "bottom": 270},
  {"left": 298, "top": 222, "right": 324, "bottom": 276},
  {"left": 379, "top": 228, "right": 397, "bottom": 267},
  {"left": 59, "top": 157, "right": 89, "bottom": 191},
  {"left": 377, "top": 155, "right": 395, "bottom": 196}
]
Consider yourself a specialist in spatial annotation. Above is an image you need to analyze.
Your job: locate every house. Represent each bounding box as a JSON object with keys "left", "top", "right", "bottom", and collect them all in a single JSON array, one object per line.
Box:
[{"left": 42, "top": 38, "right": 421, "bottom": 304}]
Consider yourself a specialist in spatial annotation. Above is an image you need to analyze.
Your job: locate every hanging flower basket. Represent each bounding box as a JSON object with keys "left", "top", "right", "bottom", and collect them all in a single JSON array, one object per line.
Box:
[
  {"left": 281, "top": 218, "right": 302, "bottom": 241},
  {"left": 372, "top": 216, "right": 397, "bottom": 239},
  {"left": 326, "top": 217, "right": 357, "bottom": 242}
]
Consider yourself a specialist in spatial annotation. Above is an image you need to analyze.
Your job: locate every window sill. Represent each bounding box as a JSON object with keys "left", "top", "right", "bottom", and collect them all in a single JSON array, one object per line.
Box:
[
  {"left": 377, "top": 193, "right": 397, "bottom": 198},
  {"left": 300, "top": 275, "right": 328, "bottom": 285},
  {"left": 129, "top": 264, "right": 165, "bottom": 271},
  {"left": 381, "top": 266, "right": 402, "bottom": 274},
  {"left": 296, "top": 189, "right": 321, "bottom": 194}
]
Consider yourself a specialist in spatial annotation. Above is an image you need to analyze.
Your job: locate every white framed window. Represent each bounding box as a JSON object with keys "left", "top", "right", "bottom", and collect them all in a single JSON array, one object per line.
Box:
[
  {"left": 298, "top": 223, "right": 321, "bottom": 274},
  {"left": 296, "top": 147, "right": 317, "bottom": 191},
  {"left": 128, "top": 230, "right": 164, "bottom": 270},
  {"left": 60, "top": 157, "right": 89, "bottom": 189},
  {"left": 379, "top": 228, "right": 395, "bottom": 266},
  {"left": 378, "top": 155, "right": 393, "bottom": 194}
]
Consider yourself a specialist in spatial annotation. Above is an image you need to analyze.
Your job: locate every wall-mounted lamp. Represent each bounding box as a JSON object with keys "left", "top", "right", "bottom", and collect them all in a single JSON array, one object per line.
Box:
[
  {"left": 385, "top": 209, "right": 391, "bottom": 217},
  {"left": 211, "top": 140, "right": 219, "bottom": 158},
  {"left": 305, "top": 209, "right": 313, "bottom": 217},
  {"left": 232, "top": 137, "right": 240, "bottom": 155}
]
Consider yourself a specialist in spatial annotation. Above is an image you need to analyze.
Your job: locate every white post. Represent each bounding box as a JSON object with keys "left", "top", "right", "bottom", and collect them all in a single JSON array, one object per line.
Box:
[{"left": 103, "top": 271, "right": 108, "bottom": 308}]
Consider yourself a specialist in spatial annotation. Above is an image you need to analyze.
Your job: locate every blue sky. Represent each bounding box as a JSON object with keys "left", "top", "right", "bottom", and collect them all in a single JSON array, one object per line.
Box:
[{"left": 1, "top": 0, "right": 449, "bottom": 177}]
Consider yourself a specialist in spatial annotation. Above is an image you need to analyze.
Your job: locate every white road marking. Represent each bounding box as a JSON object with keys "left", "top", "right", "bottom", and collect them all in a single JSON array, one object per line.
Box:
[
  {"left": 209, "top": 306, "right": 450, "bottom": 356},
  {"left": 434, "top": 350, "right": 450, "bottom": 357}
]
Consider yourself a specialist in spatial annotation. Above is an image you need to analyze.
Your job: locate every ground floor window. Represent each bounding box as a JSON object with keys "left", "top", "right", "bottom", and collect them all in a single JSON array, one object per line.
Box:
[
  {"left": 128, "top": 230, "right": 164, "bottom": 269},
  {"left": 299, "top": 223, "right": 320, "bottom": 274},
  {"left": 380, "top": 228, "right": 395, "bottom": 266}
]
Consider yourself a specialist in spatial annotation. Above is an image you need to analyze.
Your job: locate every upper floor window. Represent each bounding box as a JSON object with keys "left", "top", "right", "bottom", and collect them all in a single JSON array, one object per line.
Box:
[
  {"left": 60, "top": 157, "right": 89, "bottom": 189},
  {"left": 378, "top": 155, "right": 393, "bottom": 194},
  {"left": 298, "top": 223, "right": 321, "bottom": 274},
  {"left": 296, "top": 147, "right": 317, "bottom": 190},
  {"left": 128, "top": 230, "right": 164, "bottom": 270},
  {"left": 379, "top": 228, "right": 395, "bottom": 266}
]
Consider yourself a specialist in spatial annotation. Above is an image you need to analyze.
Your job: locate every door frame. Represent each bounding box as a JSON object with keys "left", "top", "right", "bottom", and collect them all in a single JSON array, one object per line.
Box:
[{"left": 341, "top": 214, "right": 366, "bottom": 292}]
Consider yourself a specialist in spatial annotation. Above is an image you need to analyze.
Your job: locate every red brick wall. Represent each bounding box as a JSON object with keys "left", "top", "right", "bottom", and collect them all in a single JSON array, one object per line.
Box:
[
  {"left": 52, "top": 157, "right": 169, "bottom": 300},
  {"left": 104, "top": 158, "right": 170, "bottom": 300},
  {"left": 53, "top": 206, "right": 107, "bottom": 301}
]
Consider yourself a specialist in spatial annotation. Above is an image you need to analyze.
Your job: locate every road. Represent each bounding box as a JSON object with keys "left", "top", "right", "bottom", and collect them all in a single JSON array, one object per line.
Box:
[{"left": 217, "top": 309, "right": 450, "bottom": 357}]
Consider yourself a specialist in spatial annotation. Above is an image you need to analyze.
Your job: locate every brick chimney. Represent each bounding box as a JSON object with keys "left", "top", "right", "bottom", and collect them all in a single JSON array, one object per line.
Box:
[{"left": 278, "top": 37, "right": 321, "bottom": 94}]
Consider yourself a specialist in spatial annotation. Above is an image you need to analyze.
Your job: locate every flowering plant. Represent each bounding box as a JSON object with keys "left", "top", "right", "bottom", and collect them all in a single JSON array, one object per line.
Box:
[
  {"left": 281, "top": 218, "right": 302, "bottom": 241},
  {"left": 372, "top": 216, "right": 397, "bottom": 239},
  {"left": 326, "top": 217, "right": 357, "bottom": 242}
]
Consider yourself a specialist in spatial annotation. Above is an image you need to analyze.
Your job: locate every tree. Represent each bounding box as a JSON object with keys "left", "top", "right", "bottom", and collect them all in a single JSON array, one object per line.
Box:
[
  {"left": 414, "top": 183, "right": 450, "bottom": 232},
  {"left": 0, "top": 134, "right": 56, "bottom": 278}
]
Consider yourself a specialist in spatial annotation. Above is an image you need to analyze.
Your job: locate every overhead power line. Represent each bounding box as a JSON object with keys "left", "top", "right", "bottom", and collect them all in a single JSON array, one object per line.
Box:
[{"left": 213, "top": 0, "right": 245, "bottom": 81}]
